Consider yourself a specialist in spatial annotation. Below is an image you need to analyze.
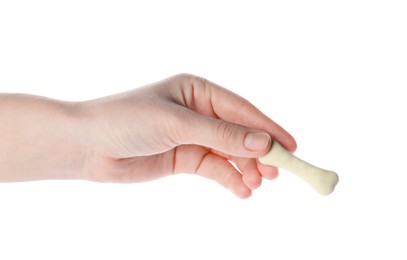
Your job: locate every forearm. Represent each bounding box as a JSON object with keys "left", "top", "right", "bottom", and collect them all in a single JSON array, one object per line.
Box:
[{"left": 0, "top": 94, "right": 89, "bottom": 182}]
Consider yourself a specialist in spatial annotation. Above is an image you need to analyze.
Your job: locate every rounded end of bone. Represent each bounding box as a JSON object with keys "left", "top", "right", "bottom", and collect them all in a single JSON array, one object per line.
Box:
[{"left": 315, "top": 171, "right": 339, "bottom": 196}]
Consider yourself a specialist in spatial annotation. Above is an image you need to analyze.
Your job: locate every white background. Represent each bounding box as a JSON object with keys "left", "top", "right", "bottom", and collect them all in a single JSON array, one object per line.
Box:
[{"left": 1, "top": 0, "right": 406, "bottom": 259}]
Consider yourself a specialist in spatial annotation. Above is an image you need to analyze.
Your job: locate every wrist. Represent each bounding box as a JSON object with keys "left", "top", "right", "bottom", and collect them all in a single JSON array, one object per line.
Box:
[
  {"left": 0, "top": 95, "right": 93, "bottom": 181},
  {"left": 30, "top": 99, "right": 93, "bottom": 181},
  {"left": 65, "top": 101, "right": 95, "bottom": 181}
]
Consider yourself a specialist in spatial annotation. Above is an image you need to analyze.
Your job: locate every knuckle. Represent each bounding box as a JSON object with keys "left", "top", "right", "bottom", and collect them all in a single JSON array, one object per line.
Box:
[
  {"left": 173, "top": 73, "right": 208, "bottom": 92},
  {"left": 216, "top": 121, "right": 240, "bottom": 146},
  {"left": 192, "top": 75, "right": 208, "bottom": 90},
  {"left": 173, "top": 73, "right": 197, "bottom": 83}
]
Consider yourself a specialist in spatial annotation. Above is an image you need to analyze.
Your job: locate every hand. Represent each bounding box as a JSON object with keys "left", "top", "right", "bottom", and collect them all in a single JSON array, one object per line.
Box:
[{"left": 81, "top": 74, "right": 296, "bottom": 198}]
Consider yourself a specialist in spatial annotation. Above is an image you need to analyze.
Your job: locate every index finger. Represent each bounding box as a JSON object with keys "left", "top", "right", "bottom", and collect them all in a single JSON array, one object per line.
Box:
[{"left": 174, "top": 74, "right": 297, "bottom": 153}]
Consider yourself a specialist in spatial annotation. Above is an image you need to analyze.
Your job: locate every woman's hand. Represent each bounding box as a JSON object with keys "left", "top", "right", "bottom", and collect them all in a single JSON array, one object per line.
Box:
[
  {"left": 0, "top": 74, "right": 296, "bottom": 199},
  {"left": 81, "top": 74, "right": 296, "bottom": 198}
]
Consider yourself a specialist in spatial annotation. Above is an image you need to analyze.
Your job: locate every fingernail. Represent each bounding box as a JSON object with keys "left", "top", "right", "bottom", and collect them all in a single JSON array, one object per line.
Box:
[{"left": 244, "top": 132, "right": 270, "bottom": 151}]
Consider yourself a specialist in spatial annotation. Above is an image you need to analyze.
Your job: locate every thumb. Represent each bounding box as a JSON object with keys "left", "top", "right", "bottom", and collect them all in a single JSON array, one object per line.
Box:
[{"left": 179, "top": 113, "right": 271, "bottom": 158}]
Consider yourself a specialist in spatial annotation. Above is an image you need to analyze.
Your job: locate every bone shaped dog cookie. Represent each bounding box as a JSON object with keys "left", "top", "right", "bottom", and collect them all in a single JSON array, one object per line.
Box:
[{"left": 259, "top": 141, "right": 339, "bottom": 195}]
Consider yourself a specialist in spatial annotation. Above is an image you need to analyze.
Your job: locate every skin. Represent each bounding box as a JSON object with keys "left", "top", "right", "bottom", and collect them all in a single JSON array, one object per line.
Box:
[{"left": 0, "top": 74, "right": 296, "bottom": 199}]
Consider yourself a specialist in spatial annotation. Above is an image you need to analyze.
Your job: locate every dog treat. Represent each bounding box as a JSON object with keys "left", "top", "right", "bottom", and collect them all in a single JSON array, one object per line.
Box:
[{"left": 259, "top": 141, "right": 339, "bottom": 195}]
